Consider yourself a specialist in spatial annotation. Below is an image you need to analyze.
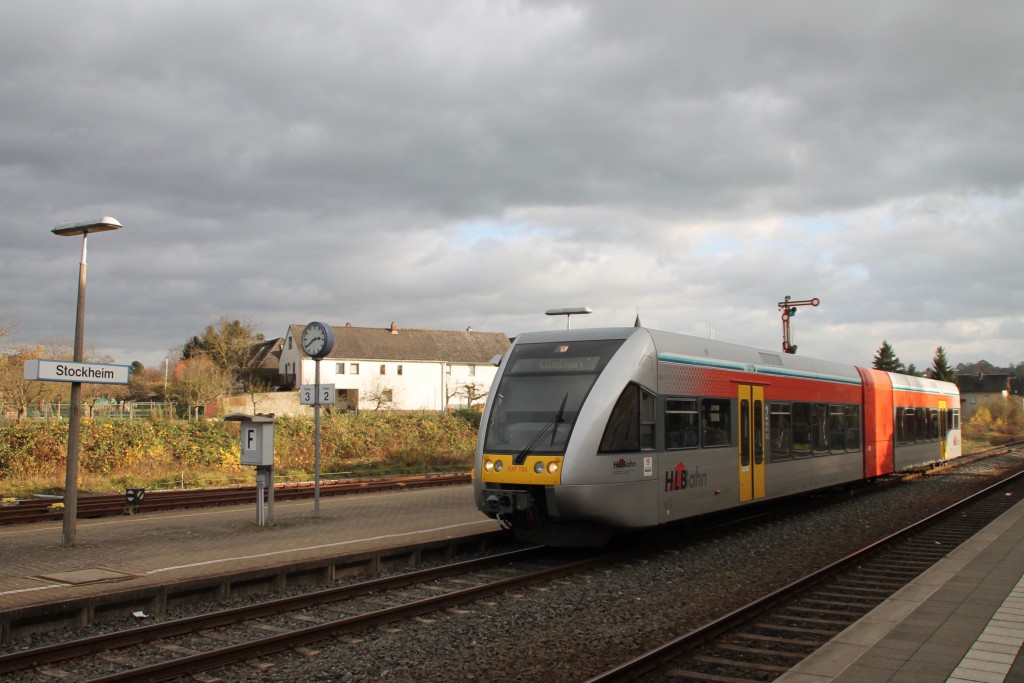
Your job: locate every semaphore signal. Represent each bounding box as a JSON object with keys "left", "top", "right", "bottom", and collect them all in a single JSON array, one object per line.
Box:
[{"left": 777, "top": 295, "right": 819, "bottom": 354}]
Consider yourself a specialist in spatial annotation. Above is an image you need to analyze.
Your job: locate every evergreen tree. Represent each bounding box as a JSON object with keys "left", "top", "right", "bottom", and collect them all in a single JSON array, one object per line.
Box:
[
  {"left": 873, "top": 340, "right": 905, "bottom": 372},
  {"left": 930, "top": 346, "right": 957, "bottom": 382}
]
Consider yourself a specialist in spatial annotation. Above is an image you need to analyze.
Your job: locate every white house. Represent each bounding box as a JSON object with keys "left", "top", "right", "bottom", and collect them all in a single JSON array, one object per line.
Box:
[{"left": 278, "top": 322, "right": 511, "bottom": 411}]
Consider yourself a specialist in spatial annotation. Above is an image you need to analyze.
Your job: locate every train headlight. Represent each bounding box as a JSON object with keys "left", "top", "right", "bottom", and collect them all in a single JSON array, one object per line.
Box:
[
  {"left": 547, "top": 461, "right": 559, "bottom": 475},
  {"left": 494, "top": 460, "right": 504, "bottom": 472},
  {"left": 534, "top": 461, "right": 545, "bottom": 475},
  {"left": 484, "top": 459, "right": 494, "bottom": 472}
]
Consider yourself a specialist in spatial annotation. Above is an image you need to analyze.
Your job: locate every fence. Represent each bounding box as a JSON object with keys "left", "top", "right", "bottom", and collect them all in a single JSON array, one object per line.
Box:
[{"left": 5, "top": 402, "right": 188, "bottom": 421}]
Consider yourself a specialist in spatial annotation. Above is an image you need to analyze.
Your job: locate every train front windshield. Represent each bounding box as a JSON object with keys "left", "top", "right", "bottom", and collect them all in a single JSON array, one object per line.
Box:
[{"left": 483, "top": 339, "right": 625, "bottom": 454}]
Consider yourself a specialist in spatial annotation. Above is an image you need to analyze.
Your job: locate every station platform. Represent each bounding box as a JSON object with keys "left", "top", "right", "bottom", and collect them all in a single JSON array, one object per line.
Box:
[
  {"left": 5, "top": 485, "right": 1024, "bottom": 681},
  {"left": 779, "top": 496, "right": 1024, "bottom": 683},
  {"left": 0, "top": 483, "right": 500, "bottom": 628}
]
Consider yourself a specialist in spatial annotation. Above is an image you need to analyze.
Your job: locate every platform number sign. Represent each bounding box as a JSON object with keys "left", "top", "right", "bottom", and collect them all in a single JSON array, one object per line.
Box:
[{"left": 300, "top": 384, "right": 335, "bottom": 406}]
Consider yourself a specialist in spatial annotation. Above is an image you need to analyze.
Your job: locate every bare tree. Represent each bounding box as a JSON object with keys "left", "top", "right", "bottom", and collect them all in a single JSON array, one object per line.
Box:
[
  {"left": 0, "top": 314, "right": 13, "bottom": 348},
  {"left": 243, "top": 376, "right": 274, "bottom": 413},
  {"left": 364, "top": 378, "right": 395, "bottom": 411},
  {"left": 127, "top": 363, "right": 166, "bottom": 401},
  {"left": 167, "top": 355, "right": 232, "bottom": 419},
  {"left": 447, "top": 380, "right": 490, "bottom": 409},
  {"left": 182, "top": 318, "right": 266, "bottom": 395},
  {"left": 0, "top": 345, "right": 66, "bottom": 421}
]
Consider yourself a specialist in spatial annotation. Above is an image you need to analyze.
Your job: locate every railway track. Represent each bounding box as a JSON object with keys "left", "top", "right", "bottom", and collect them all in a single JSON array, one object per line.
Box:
[
  {"left": 4, "top": 445, "right": 1020, "bottom": 680},
  {"left": 0, "top": 544, "right": 627, "bottom": 682},
  {"left": 585, "top": 467, "right": 1024, "bottom": 682},
  {"left": 0, "top": 472, "right": 470, "bottom": 525}
]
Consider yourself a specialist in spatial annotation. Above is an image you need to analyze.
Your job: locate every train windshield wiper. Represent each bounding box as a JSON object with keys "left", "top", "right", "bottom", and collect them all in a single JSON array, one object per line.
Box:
[{"left": 514, "top": 393, "right": 568, "bottom": 465}]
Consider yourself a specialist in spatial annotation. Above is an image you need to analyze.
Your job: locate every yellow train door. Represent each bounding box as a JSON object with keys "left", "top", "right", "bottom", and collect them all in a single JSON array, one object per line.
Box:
[{"left": 738, "top": 385, "right": 766, "bottom": 502}]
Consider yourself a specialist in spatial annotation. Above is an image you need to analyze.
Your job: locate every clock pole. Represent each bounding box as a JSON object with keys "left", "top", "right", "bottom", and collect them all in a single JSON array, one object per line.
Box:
[
  {"left": 314, "top": 356, "right": 322, "bottom": 518},
  {"left": 301, "top": 321, "right": 334, "bottom": 520}
]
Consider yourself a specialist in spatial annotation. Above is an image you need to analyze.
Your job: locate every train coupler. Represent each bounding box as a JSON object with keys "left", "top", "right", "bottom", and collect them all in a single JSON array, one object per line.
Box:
[{"left": 482, "top": 488, "right": 532, "bottom": 515}]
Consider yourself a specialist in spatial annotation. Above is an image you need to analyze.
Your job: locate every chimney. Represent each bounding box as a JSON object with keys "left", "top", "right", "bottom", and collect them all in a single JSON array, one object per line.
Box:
[{"left": 391, "top": 321, "right": 398, "bottom": 334}]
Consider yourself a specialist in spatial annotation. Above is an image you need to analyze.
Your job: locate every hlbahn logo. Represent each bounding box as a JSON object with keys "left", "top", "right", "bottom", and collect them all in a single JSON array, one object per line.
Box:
[
  {"left": 612, "top": 458, "right": 637, "bottom": 474},
  {"left": 665, "top": 461, "right": 707, "bottom": 492}
]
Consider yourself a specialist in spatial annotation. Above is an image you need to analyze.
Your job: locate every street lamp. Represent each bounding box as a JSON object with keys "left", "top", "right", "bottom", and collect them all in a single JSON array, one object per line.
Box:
[
  {"left": 545, "top": 307, "right": 592, "bottom": 330},
  {"left": 52, "top": 216, "right": 123, "bottom": 547}
]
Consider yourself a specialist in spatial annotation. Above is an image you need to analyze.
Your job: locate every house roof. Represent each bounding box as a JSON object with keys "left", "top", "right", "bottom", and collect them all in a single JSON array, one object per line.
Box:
[
  {"left": 957, "top": 373, "right": 1010, "bottom": 393},
  {"left": 288, "top": 323, "right": 511, "bottom": 363},
  {"left": 252, "top": 338, "right": 283, "bottom": 370}
]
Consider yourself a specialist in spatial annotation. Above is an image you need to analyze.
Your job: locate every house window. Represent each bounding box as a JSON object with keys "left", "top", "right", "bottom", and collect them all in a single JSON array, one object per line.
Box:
[
  {"left": 397, "top": 365, "right": 403, "bottom": 376},
  {"left": 380, "top": 364, "right": 386, "bottom": 375},
  {"left": 351, "top": 363, "right": 360, "bottom": 375},
  {"left": 336, "top": 363, "right": 345, "bottom": 374},
  {"left": 288, "top": 337, "right": 293, "bottom": 349},
  {"left": 382, "top": 390, "right": 393, "bottom": 401},
  {"left": 469, "top": 364, "right": 476, "bottom": 376}
]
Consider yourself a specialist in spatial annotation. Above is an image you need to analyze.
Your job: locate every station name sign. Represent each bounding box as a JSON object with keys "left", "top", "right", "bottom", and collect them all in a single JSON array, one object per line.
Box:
[{"left": 24, "top": 359, "right": 130, "bottom": 385}]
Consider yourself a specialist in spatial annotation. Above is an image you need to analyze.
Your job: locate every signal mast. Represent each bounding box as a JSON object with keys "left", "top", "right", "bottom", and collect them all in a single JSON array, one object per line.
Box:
[{"left": 778, "top": 295, "right": 819, "bottom": 354}]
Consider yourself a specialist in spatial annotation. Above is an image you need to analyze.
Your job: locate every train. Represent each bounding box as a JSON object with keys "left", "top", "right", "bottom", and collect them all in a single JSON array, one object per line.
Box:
[{"left": 473, "top": 325, "right": 961, "bottom": 546}]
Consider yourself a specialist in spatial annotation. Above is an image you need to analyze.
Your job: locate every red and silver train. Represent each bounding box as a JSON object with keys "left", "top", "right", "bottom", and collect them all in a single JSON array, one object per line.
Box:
[{"left": 473, "top": 326, "right": 961, "bottom": 546}]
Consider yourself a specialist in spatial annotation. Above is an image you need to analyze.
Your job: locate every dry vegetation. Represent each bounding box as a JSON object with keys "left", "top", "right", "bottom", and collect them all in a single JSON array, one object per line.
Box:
[{"left": 0, "top": 411, "right": 479, "bottom": 498}]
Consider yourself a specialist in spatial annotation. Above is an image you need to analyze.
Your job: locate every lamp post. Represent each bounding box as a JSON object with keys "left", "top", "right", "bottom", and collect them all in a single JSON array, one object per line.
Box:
[{"left": 52, "top": 216, "right": 123, "bottom": 547}]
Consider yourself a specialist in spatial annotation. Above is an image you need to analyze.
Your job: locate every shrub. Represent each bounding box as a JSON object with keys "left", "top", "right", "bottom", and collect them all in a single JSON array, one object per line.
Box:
[{"left": 1, "top": 412, "right": 477, "bottom": 496}]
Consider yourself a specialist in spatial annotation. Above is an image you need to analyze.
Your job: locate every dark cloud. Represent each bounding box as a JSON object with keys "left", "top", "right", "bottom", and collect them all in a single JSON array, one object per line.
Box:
[{"left": 1, "top": 1, "right": 1022, "bottom": 371}]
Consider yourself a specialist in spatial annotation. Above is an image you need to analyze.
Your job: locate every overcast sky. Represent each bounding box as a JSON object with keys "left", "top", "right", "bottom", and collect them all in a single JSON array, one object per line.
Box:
[{"left": 2, "top": 1, "right": 1022, "bottom": 373}]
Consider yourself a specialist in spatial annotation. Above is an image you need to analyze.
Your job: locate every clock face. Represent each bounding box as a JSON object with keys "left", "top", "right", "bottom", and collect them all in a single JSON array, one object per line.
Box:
[{"left": 301, "top": 322, "right": 328, "bottom": 358}]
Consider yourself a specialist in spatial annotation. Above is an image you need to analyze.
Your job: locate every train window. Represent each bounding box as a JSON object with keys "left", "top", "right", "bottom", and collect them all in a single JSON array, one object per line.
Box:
[
  {"left": 769, "top": 402, "right": 793, "bottom": 461},
  {"left": 701, "top": 398, "right": 731, "bottom": 448},
  {"left": 599, "top": 383, "right": 656, "bottom": 453},
  {"left": 740, "top": 399, "right": 751, "bottom": 467},
  {"left": 753, "top": 400, "right": 764, "bottom": 466},
  {"left": 792, "top": 403, "right": 812, "bottom": 457},
  {"left": 845, "top": 406, "right": 861, "bottom": 450},
  {"left": 916, "top": 408, "right": 928, "bottom": 441},
  {"left": 829, "top": 405, "right": 846, "bottom": 453},
  {"left": 665, "top": 398, "right": 699, "bottom": 449},
  {"left": 812, "top": 403, "right": 829, "bottom": 455},
  {"left": 928, "top": 409, "right": 940, "bottom": 440},
  {"left": 896, "top": 407, "right": 910, "bottom": 445},
  {"left": 952, "top": 408, "right": 961, "bottom": 430},
  {"left": 485, "top": 339, "right": 626, "bottom": 455},
  {"left": 640, "top": 391, "right": 656, "bottom": 450}
]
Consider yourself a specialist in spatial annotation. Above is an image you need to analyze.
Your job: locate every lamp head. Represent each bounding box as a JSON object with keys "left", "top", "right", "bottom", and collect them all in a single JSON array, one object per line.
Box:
[{"left": 52, "top": 217, "right": 122, "bottom": 237}]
